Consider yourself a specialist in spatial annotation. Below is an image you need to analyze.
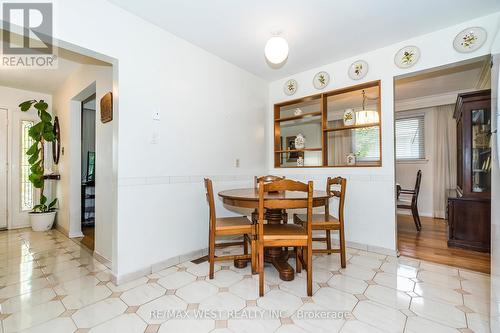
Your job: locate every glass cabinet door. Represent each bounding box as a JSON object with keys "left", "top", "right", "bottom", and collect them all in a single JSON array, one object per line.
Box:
[{"left": 471, "top": 108, "right": 491, "bottom": 193}]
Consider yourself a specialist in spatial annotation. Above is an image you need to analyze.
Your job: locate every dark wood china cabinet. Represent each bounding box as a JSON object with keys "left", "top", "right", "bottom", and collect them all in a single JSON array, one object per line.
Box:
[{"left": 448, "top": 90, "right": 491, "bottom": 252}]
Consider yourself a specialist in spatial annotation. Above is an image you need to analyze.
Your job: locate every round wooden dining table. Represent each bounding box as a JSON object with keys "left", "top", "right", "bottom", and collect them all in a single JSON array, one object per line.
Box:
[{"left": 218, "top": 188, "right": 328, "bottom": 281}]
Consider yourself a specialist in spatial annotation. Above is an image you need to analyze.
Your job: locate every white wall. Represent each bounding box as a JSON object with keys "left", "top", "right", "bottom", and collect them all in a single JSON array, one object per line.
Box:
[
  {"left": 52, "top": 64, "right": 113, "bottom": 262},
  {"left": 268, "top": 12, "right": 500, "bottom": 253},
  {"left": 44, "top": 0, "right": 268, "bottom": 279},
  {"left": 0, "top": 86, "right": 53, "bottom": 229}
]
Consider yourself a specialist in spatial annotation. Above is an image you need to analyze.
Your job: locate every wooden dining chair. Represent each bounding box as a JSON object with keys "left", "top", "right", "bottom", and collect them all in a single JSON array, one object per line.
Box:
[
  {"left": 257, "top": 179, "right": 314, "bottom": 296},
  {"left": 251, "top": 175, "right": 286, "bottom": 223},
  {"left": 204, "top": 178, "right": 256, "bottom": 278},
  {"left": 397, "top": 170, "right": 422, "bottom": 231},
  {"left": 293, "top": 177, "right": 347, "bottom": 268},
  {"left": 254, "top": 175, "right": 285, "bottom": 188}
]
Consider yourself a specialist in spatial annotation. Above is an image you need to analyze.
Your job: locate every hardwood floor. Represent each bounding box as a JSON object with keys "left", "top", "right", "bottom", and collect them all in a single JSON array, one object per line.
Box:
[
  {"left": 397, "top": 214, "right": 490, "bottom": 273},
  {"left": 77, "top": 225, "right": 94, "bottom": 251}
]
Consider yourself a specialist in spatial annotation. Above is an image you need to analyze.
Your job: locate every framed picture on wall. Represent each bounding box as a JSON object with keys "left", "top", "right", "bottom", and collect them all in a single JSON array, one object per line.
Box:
[{"left": 100, "top": 92, "right": 113, "bottom": 123}]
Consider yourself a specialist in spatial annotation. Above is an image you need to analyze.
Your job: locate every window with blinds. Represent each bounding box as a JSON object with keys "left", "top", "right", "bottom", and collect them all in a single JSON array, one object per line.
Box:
[
  {"left": 353, "top": 126, "right": 381, "bottom": 161},
  {"left": 21, "top": 120, "right": 34, "bottom": 211},
  {"left": 396, "top": 115, "right": 425, "bottom": 160}
]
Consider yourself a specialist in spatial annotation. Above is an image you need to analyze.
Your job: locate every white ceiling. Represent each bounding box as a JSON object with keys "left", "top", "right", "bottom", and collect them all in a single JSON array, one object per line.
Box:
[
  {"left": 0, "top": 58, "right": 81, "bottom": 94},
  {"left": 108, "top": 0, "right": 500, "bottom": 81},
  {"left": 0, "top": 33, "right": 111, "bottom": 94},
  {"left": 395, "top": 57, "right": 488, "bottom": 101}
]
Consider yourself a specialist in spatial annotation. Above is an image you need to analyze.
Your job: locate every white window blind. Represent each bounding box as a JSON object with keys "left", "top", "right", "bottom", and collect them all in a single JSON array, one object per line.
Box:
[{"left": 396, "top": 115, "right": 425, "bottom": 160}]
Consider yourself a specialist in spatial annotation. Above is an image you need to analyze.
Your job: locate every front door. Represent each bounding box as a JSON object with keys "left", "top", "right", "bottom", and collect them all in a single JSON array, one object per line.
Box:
[{"left": 0, "top": 108, "right": 8, "bottom": 229}]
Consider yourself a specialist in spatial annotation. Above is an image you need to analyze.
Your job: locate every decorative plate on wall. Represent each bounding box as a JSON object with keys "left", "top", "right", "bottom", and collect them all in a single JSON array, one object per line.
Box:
[
  {"left": 348, "top": 60, "right": 368, "bottom": 80},
  {"left": 394, "top": 46, "right": 420, "bottom": 68},
  {"left": 343, "top": 108, "right": 356, "bottom": 126},
  {"left": 284, "top": 79, "right": 298, "bottom": 96},
  {"left": 313, "top": 71, "right": 330, "bottom": 89},
  {"left": 453, "top": 27, "right": 487, "bottom": 53}
]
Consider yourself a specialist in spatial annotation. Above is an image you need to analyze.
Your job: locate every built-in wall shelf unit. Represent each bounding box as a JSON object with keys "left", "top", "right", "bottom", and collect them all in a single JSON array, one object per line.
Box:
[{"left": 274, "top": 80, "right": 382, "bottom": 168}]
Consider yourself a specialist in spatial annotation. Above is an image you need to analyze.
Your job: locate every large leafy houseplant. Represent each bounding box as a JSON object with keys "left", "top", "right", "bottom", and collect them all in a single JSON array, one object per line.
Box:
[{"left": 19, "top": 100, "right": 58, "bottom": 213}]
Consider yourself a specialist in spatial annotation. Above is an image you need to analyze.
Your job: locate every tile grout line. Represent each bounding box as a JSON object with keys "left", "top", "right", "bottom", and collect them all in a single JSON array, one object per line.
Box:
[
  {"left": 458, "top": 270, "right": 469, "bottom": 329},
  {"left": 2, "top": 230, "right": 490, "bottom": 333}
]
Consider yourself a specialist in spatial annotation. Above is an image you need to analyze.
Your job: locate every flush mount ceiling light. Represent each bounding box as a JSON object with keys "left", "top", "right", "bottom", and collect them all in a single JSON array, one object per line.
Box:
[{"left": 264, "top": 33, "right": 289, "bottom": 65}]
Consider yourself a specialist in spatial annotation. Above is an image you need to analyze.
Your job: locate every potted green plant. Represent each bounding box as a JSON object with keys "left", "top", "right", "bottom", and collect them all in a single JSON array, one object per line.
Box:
[{"left": 19, "top": 99, "right": 58, "bottom": 231}]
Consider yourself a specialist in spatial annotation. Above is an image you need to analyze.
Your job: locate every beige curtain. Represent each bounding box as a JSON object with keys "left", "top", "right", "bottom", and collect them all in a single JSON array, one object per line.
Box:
[
  {"left": 433, "top": 104, "right": 457, "bottom": 218},
  {"left": 329, "top": 120, "right": 352, "bottom": 165}
]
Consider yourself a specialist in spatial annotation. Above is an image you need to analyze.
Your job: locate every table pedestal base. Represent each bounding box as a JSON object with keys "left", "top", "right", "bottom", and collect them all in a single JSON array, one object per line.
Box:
[
  {"left": 266, "top": 249, "right": 294, "bottom": 281},
  {"left": 233, "top": 259, "right": 248, "bottom": 269},
  {"left": 234, "top": 208, "right": 295, "bottom": 281}
]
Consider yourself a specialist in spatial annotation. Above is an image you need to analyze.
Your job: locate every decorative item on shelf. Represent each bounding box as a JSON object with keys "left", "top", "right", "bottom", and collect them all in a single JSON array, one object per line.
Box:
[
  {"left": 313, "top": 71, "right": 330, "bottom": 90},
  {"left": 297, "top": 156, "right": 304, "bottom": 167},
  {"left": 394, "top": 45, "right": 420, "bottom": 68},
  {"left": 294, "top": 133, "right": 305, "bottom": 149},
  {"left": 52, "top": 116, "right": 60, "bottom": 164},
  {"left": 348, "top": 60, "right": 368, "bottom": 80},
  {"left": 356, "top": 89, "right": 380, "bottom": 125},
  {"left": 285, "top": 136, "right": 304, "bottom": 162},
  {"left": 100, "top": 92, "right": 113, "bottom": 123},
  {"left": 284, "top": 79, "right": 298, "bottom": 96},
  {"left": 346, "top": 153, "right": 356, "bottom": 166},
  {"left": 453, "top": 27, "right": 487, "bottom": 53},
  {"left": 294, "top": 108, "right": 303, "bottom": 116},
  {"left": 343, "top": 108, "right": 356, "bottom": 126}
]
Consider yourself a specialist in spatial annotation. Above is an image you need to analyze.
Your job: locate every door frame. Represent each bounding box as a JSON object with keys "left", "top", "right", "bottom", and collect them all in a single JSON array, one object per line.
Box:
[
  {"left": 80, "top": 93, "right": 96, "bottom": 249},
  {"left": 0, "top": 108, "right": 8, "bottom": 230}
]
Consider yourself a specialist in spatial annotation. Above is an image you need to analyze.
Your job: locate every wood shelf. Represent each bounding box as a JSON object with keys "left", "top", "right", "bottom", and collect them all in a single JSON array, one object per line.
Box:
[
  {"left": 275, "top": 148, "right": 322, "bottom": 153},
  {"left": 275, "top": 111, "right": 321, "bottom": 123},
  {"left": 274, "top": 80, "right": 382, "bottom": 168},
  {"left": 323, "top": 122, "right": 379, "bottom": 132},
  {"left": 277, "top": 163, "right": 381, "bottom": 168}
]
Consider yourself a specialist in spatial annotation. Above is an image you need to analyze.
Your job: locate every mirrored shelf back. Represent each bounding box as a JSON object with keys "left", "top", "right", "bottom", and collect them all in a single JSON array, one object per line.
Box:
[{"left": 274, "top": 80, "right": 382, "bottom": 168}]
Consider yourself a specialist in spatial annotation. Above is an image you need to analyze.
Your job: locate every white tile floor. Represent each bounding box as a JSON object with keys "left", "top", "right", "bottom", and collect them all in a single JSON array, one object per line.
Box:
[{"left": 0, "top": 229, "right": 491, "bottom": 333}]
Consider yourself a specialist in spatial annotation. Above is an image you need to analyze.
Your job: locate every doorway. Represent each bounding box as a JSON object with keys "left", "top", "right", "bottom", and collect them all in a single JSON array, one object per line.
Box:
[
  {"left": 0, "top": 108, "right": 7, "bottom": 229},
  {"left": 80, "top": 94, "right": 96, "bottom": 250},
  {"left": 394, "top": 56, "right": 491, "bottom": 273}
]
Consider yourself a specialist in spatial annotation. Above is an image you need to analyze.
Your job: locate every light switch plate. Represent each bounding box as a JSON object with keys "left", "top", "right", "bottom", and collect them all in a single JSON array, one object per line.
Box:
[
  {"left": 151, "top": 132, "right": 159, "bottom": 144},
  {"left": 153, "top": 111, "right": 160, "bottom": 121}
]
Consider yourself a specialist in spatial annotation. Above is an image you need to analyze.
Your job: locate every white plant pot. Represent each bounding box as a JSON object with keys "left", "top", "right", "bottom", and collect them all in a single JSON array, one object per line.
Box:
[{"left": 30, "top": 211, "right": 56, "bottom": 232}]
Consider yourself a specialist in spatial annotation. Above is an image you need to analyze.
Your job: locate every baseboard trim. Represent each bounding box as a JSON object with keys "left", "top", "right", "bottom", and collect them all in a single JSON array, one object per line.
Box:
[
  {"left": 325, "top": 237, "right": 397, "bottom": 257},
  {"left": 6, "top": 224, "right": 30, "bottom": 230},
  {"left": 54, "top": 223, "right": 85, "bottom": 238},
  {"left": 55, "top": 223, "right": 69, "bottom": 236},
  {"left": 114, "top": 246, "right": 210, "bottom": 285},
  {"left": 94, "top": 251, "right": 112, "bottom": 269},
  {"left": 113, "top": 238, "right": 395, "bottom": 285},
  {"left": 397, "top": 210, "right": 434, "bottom": 218}
]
